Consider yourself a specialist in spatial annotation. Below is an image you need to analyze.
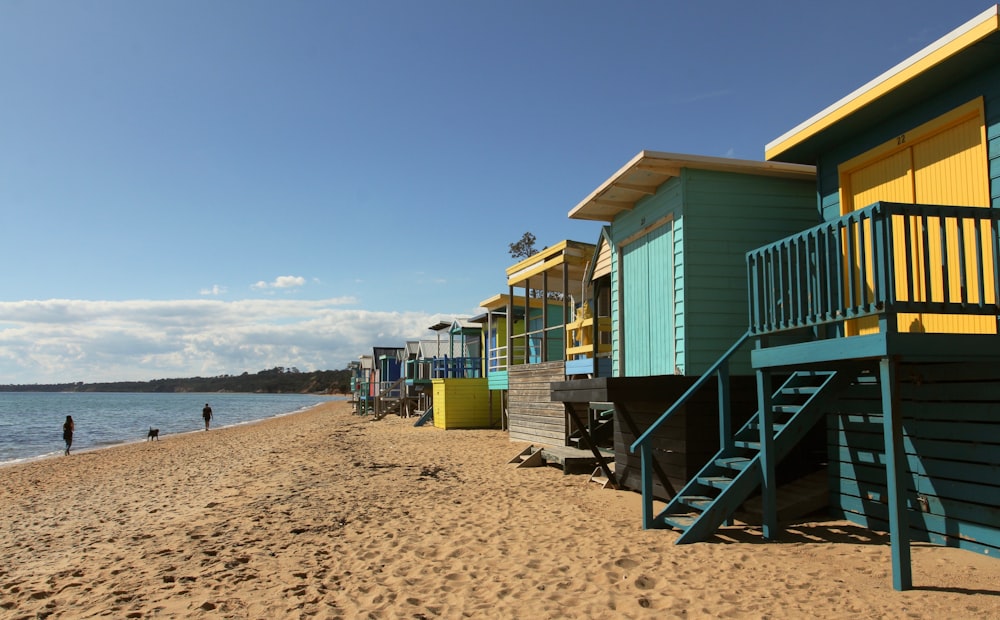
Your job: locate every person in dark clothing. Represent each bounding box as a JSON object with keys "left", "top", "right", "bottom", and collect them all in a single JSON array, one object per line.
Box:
[
  {"left": 202, "top": 403, "right": 213, "bottom": 431},
  {"left": 63, "top": 415, "right": 74, "bottom": 455}
]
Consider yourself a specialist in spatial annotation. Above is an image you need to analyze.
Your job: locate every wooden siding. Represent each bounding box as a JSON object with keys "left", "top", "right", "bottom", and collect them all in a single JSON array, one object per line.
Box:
[
  {"left": 431, "top": 378, "right": 500, "bottom": 429},
  {"left": 828, "top": 362, "right": 1000, "bottom": 556},
  {"left": 593, "top": 235, "right": 612, "bottom": 279},
  {"left": 487, "top": 370, "right": 508, "bottom": 391},
  {"left": 508, "top": 361, "right": 565, "bottom": 445},
  {"left": 681, "top": 169, "right": 818, "bottom": 374}
]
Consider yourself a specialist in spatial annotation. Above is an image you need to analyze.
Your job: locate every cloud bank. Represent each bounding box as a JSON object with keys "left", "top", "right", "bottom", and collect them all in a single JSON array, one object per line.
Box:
[{"left": 0, "top": 298, "right": 448, "bottom": 384}]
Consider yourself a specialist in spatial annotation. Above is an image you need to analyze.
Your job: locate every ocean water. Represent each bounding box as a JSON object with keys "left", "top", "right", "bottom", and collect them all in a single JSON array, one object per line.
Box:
[{"left": 0, "top": 392, "right": 344, "bottom": 466}]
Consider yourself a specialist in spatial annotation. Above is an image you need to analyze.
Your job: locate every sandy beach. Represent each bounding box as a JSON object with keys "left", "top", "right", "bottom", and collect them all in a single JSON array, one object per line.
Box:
[{"left": 0, "top": 400, "right": 997, "bottom": 619}]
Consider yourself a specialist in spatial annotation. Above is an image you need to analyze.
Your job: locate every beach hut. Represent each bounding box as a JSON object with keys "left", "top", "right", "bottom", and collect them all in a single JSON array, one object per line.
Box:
[
  {"left": 424, "top": 319, "right": 500, "bottom": 429},
  {"left": 504, "top": 241, "right": 596, "bottom": 447},
  {"left": 347, "top": 360, "right": 364, "bottom": 413},
  {"left": 632, "top": 7, "right": 1000, "bottom": 591},
  {"left": 368, "top": 346, "right": 404, "bottom": 418},
  {"left": 552, "top": 151, "right": 817, "bottom": 496},
  {"left": 354, "top": 355, "right": 376, "bottom": 414},
  {"left": 478, "top": 293, "right": 557, "bottom": 430},
  {"left": 399, "top": 339, "right": 439, "bottom": 417}
]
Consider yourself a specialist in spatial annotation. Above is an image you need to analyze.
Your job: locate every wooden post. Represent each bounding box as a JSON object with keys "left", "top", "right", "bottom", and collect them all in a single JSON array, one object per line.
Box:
[
  {"left": 718, "top": 361, "right": 732, "bottom": 452},
  {"left": 757, "top": 365, "right": 776, "bottom": 540},
  {"left": 563, "top": 260, "right": 570, "bottom": 364},
  {"left": 541, "top": 271, "right": 548, "bottom": 363},
  {"left": 507, "top": 284, "right": 515, "bottom": 367},
  {"left": 640, "top": 442, "right": 655, "bottom": 529},
  {"left": 880, "top": 355, "right": 912, "bottom": 591},
  {"left": 718, "top": 361, "right": 733, "bottom": 528}
]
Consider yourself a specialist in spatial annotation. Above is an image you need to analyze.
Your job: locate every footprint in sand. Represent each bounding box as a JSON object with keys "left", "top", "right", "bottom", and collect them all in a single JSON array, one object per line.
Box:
[{"left": 633, "top": 574, "right": 657, "bottom": 590}]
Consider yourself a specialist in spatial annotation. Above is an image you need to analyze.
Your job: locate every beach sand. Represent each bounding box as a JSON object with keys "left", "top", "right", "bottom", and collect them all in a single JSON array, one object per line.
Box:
[{"left": 0, "top": 400, "right": 997, "bottom": 619}]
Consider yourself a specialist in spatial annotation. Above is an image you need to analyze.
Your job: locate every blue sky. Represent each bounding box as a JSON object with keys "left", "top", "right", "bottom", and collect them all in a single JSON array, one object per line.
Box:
[{"left": 0, "top": 1, "right": 993, "bottom": 383}]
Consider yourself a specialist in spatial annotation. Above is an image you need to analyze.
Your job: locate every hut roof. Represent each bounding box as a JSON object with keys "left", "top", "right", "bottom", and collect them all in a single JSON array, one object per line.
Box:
[
  {"left": 505, "top": 239, "right": 595, "bottom": 295},
  {"left": 568, "top": 150, "right": 813, "bottom": 222}
]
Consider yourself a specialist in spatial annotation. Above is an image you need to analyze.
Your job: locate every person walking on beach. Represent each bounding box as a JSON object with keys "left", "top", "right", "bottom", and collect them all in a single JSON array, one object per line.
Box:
[
  {"left": 62, "top": 415, "right": 74, "bottom": 455},
  {"left": 202, "top": 403, "right": 213, "bottom": 431}
]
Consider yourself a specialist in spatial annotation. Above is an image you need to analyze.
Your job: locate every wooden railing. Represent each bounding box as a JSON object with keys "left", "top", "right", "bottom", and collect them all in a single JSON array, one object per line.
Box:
[
  {"left": 747, "top": 201, "right": 1000, "bottom": 337},
  {"left": 430, "top": 356, "right": 483, "bottom": 379},
  {"left": 632, "top": 201, "right": 1000, "bottom": 528},
  {"left": 485, "top": 343, "right": 528, "bottom": 372},
  {"left": 565, "top": 315, "right": 612, "bottom": 359},
  {"left": 629, "top": 331, "right": 752, "bottom": 528}
]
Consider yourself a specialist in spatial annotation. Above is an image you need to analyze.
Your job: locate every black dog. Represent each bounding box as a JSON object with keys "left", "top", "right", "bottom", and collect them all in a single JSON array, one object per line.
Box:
[{"left": 147, "top": 427, "right": 160, "bottom": 441}]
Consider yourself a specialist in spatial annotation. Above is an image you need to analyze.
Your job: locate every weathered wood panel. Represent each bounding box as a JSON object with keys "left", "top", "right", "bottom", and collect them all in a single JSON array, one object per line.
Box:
[{"left": 508, "top": 361, "right": 566, "bottom": 446}]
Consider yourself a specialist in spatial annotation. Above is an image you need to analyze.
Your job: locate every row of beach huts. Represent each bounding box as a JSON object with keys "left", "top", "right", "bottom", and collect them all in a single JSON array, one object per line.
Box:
[{"left": 348, "top": 7, "right": 1000, "bottom": 591}]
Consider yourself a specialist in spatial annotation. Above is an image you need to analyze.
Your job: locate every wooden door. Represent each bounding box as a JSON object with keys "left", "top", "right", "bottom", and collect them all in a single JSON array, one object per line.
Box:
[
  {"left": 622, "top": 222, "right": 674, "bottom": 376},
  {"left": 840, "top": 99, "right": 995, "bottom": 335}
]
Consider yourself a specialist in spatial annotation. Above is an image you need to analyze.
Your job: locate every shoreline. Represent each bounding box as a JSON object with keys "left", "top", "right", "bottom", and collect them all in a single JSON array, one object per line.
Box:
[
  {"left": 0, "top": 394, "right": 343, "bottom": 469},
  {"left": 2, "top": 401, "right": 997, "bottom": 618}
]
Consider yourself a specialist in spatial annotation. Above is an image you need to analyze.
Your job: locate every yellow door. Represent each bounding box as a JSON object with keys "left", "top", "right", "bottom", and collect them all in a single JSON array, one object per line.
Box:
[
  {"left": 840, "top": 99, "right": 995, "bottom": 335},
  {"left": 844, "top": 149, "right": 915, "bottom": 335}
]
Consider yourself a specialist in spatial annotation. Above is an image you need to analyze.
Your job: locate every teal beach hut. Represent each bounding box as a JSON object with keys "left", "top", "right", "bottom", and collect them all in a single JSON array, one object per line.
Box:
[
  {"left": 632, "top": 6, "right": 1000, "bottom": 591},
  {"left": 553, "top": 151, "right": 817, "bottom": 497}
]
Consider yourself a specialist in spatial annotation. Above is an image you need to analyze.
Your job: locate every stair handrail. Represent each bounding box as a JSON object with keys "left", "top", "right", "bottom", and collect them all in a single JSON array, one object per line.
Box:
[
  {"left": 630, "top": 329, "right": 753, "bottom": 529},
  {"left": 630, "top": 329, "right": 752, "bottom": 453}
]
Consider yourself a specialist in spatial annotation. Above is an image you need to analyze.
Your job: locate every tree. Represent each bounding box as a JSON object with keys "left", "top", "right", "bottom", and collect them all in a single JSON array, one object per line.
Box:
[{"left": 508, "top": 232, "right": 538, "bottom": 260}]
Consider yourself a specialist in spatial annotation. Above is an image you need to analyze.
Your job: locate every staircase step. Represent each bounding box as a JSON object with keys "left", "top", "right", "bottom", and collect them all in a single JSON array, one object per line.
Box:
[
  {"left": 715, "top": 456, "right": 752, "bottom": 471},
  {"left": 679, "top": 495, "right": 714, "bottom": 510},
  {"left": 733, "top": 440, "right": 761, "bottom": 450},
  {"left": 779, "top": 386, "right": 820, "bottom": 396},
  {"left": 662, "top": 514, "right": 697, "bottom": 530},
  {"left": 697, "top": 475, "right": 733, "bottom": 490},
  {"left": 773, "top": 405, "right": 802, "bottom": 415},
  {"left": 740, "top": 422, "right": 786, "bottom": 435}
]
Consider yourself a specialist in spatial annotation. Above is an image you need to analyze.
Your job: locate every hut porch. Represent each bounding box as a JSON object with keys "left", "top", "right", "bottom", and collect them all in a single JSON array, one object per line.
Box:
[{"left": 632, "top": 201, "right": 1000, "bottom": 591}]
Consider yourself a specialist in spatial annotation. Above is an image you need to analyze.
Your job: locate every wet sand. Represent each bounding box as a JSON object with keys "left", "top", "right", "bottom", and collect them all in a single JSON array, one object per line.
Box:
[{"left": 0, "top": 400, "right": 997, "bottom": 618}]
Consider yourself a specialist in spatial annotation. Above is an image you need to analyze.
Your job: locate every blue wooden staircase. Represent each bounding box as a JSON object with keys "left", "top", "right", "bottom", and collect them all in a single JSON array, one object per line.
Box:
[{"left": 657, "top": 369, "right": 855, "bottom": 543}]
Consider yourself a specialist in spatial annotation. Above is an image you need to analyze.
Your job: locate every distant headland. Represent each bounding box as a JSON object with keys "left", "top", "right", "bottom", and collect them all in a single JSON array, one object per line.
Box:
[{"left": 0, "top": 366, "right": 351, "bottom": 395}]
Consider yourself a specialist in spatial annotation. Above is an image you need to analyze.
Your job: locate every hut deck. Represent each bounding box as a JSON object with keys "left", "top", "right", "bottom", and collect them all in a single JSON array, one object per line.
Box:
[{"left": 539, "top": 444, "right": 612, "bottom": 475}]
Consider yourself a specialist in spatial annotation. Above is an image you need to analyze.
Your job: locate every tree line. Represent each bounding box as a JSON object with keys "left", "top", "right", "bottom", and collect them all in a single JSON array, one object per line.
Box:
[{"left": 0, "top": 367, "right": 352, "bottom": 394}]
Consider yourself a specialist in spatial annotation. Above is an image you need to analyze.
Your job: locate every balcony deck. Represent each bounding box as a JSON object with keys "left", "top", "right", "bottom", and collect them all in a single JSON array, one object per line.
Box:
[{"left": 752, "top": 331, "right": 1000, "bottom": 370}]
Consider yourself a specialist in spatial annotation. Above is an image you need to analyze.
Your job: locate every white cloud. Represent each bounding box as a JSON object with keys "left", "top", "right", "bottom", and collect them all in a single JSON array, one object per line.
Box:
[
  {"left": 0, "top": 298, "right": 447, "bottom": 384},
  {"left": 200, "top": 284, "right": 227, "bottom": 296},
  {"left": 252, "top": 275, "right": 306, "bottom": 291}
]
